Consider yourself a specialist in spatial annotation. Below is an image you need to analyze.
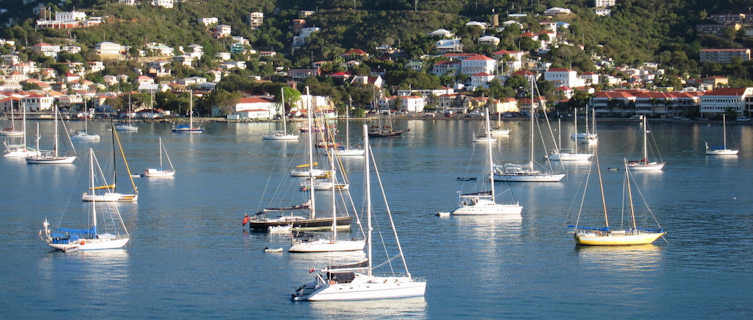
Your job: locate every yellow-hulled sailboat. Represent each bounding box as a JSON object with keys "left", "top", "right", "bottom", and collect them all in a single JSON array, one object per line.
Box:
[{"left": 572, "top": 150, "right": 666, "bottom": 246}]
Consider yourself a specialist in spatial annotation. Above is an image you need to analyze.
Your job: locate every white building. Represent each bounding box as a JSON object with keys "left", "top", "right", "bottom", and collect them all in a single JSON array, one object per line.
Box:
[
  {"left": 151, "top": 0, "right": 173, "bottom": 9},
  {"left": 544, "top": 7, "right": 572, "bottom": 16},
  {"left": 32, "top": 43, "right": 60, "bottom": 58},
  {"left": 249, "top": 12, "right": 263, "bottom": 29},
  {"left": 431, "top": 60, "right": 460, "bottom": 76},
  {"left": 55, "top": 11, "right": 86, "bottom": 22},
  {"left": 21, "top": 94, "right": 54, "bottom": 111},
  {"left": 580, "top": 72, "right": 599, "bottom": 85},
  {"left": 398, "top": 96, "right": 426, "bottom": 113},
  {"left": 435, "top": 38, "right": 463, "bottom": 53},
  {"left": 595, "top": 0, "right": 616, "bottom": 7},
  {"left": 96, "top": 42, "right": 124, "bottom": 59},
  {"left": 61, "top": 45, "right": 81, "bottom": 54},
  {"left": 461, "top": 55, "right": 496, "bottom": 76},
  {"left": 471, "top": 72, "right": 495, "bottom": 89},
  {"left": 119, "top": 0, "right": 137, "bottom": 5},
  {"left": 216, "top": 52, "right": 231, "bottom": 61},
  {"left": 700, "top": 87, "right": 753, "bottom": 114},
  {"left": 200, "top": 17, "right": 218, "bottom": 26},
  {"left": 478, "top": 35, "right": 500, "bottom": 46},
  {"left": 214, "top": 25, "right": 232, "bottom": 38},
  {"left": 429, "top": 28, "right": 454, "bottom": 38},
  {"left": 492, "top": 50, "right": 526, "bottom": 73},
  {"left": 146, "top": 42, "right": 174, "bottom": 56},
  {"left": 544, "top": 68, "right": 585, "bottom": 87}
]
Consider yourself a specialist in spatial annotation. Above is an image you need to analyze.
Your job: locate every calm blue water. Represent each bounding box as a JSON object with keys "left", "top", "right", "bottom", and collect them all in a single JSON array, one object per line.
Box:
[{"left": 2, "top": 118, "right": 753, "bottom": 319}]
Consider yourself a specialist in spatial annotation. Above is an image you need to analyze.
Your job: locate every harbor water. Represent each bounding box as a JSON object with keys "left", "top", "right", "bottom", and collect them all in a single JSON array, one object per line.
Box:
[{"left": 2, "top": 119, "right": 752, "bottom": 319}]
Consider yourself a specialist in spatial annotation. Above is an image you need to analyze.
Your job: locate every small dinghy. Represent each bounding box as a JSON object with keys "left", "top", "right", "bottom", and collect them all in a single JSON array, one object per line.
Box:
[{"left": 264, "top": 247, "right": 283, "bottom": 253}]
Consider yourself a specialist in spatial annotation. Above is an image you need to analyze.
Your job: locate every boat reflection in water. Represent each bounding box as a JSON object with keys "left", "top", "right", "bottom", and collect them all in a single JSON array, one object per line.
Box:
[
  {"left": 575, "top": 244, "right": 663, "bottom": 272},
  {"left": 308, "top": 297, "right": 427, "bottom": 319}
]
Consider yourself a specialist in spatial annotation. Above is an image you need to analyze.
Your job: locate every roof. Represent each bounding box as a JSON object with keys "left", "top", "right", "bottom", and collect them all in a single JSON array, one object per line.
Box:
[
  {"left": 704, "top": 88, "right": 748, "bottom": 96},
  {"left": 343, "top": 49, "right": 368, "bottom": 56},
  {"left": 472, "top": 72, "right": 493, "bottom": 77},
  {"left": 464, "top": 55, "right": 493, "bottom": 61},
  {"left": 237, "top": 97, "right": 275, "bottom": 104},
  {"left": 493, "top": 50, "right": 524, "bottom": 56},
  {"left": 547, "top": 68, "right": 574, "bottom": 72}
]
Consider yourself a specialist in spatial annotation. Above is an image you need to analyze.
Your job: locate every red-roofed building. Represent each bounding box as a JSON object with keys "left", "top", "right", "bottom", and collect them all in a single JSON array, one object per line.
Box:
[
  {"left": 700, "top": 87, "right": 753, "bottom": 114},
  {"left": 592, "top": 89, "right": 704, "bottom": 116},
  {"left": 461, "top": 55, "right": 496, "bottom": 75},
  {"left": 431, "top": 60, "right": 461, "bottom": 76},
  {"left": 489, "top": 97, "right": 519, "bottom": 114},
  {"left": 341, "top": 49, "right": 369, "bottom": 60},
  {"left": 492, "top": 50, "right": 526, "bottom": 72},
  {"left": 545, "top": 68, "right": 584, "bottom": 88},
  {"left": 518, "top": 97, "right": 547, "bottom": 113},
  {"left": 229, "top": 95, "right": 277, "bottom": 119},
  {"left": 471, "top": 72, "right": 495, "bottom": 89},
  {"left": 329, "top": 71, "right": 351, "bottom": 79}
]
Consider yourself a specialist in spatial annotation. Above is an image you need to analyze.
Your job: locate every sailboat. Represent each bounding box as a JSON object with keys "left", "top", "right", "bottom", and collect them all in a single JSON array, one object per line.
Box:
[
  {"left": 1, "top": 99, "right": 23, "bottom": 137},
  {"left": 472, "top": 109, "right": 497, "bottom": 143},
  {"left": 263, "top": 88, "right": 299, "bottom": 141},
  {"left": 26, "top": 106, "right": 77, "bottom": 164},
  {"left": 548, "top": 110, "right": 593, "bottom": 161},
  {"left": 289, "top": 143, "right": 364, "bottom": 253},
  {"left": 368, "top": 109, "right": 408, "bottom": 137},
  {"left": 71, "top": 100, "right": 100, "bottom": 142},
  {"left": 143, "top": 137, "right": 175, "bottom": 177},
  {"left": 572, "top": 106, "right": 598, "bottom": 145},
  {"left": 172, "top": 90, "right": 203, "bottom": 133},
  {"left": 494, "top": 78, "right": 565, "bottom": 182},
  {"left": 489, "top": 111, "right": 510, "bottom": 136},
  {"left": 572, "top": 154, "right": 666, "bottom": 246},
  {"left": 115, "top": 94, "right": 138, "bottom": 132},
  {"left": 452, "top": 108, "right": 522, "bottom": 216},
  {"left": 334, "top": 98, "right": 364, "bottom": 157},
  {"left": 628, "top": 116, "right": 665, "bottom": 171},
  {"left": 39, "top": 148, "right": 130, "bottom": 252},
  {"left": 705, "top": 114, "right": 738, "bottom": 155},
  {"left": 4, "top": 101, "right": 40, "bottom": 158},
  {"left": 291, "top": 124, "right": 426, "bottom": 301},
  {"left": 249, "top": 87, "right": 352, "bottom": 232},
  {"left": 81, "top": 127, "right": 138, "bottom": 202}
]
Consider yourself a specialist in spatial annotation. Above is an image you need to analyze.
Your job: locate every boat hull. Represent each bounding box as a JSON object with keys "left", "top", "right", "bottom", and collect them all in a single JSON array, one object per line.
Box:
[
  {"left": 71, "top": 134, "right": 101, "bottom": 142},
  {"left": 335, "top": 149, "right": 365, "bottom": 157},
  {"left": 172, "top": 128, "right": 204, "bottom": 133},
  {"left": 493, "top": 173, "right": 566, "bottom": 182},
  {"left": 82, "top": 192, "right": 138, "bottom": 202},
  {"left": 0, "top": 130, "right": 24, "bottom": 137},
  {"left": 143, "top": 169, "right": 175, "bottom": 178},
  {"left": 706, "top": 149, "right": 738, "bottom": 155},
  {"left": 548, "top": 152, "right": 592, "bottom": 161},
  {"left": 26, "top": 156, "right": 76, "bottom": 164},
  {"left": 4, "top": 147, "right": 39, "bottom": 158},
  {"left": 294, "top": 275, "right": 426, "bottom": 301},
  {"left": 574, "top": 231, "right": 665, "bottom": 246},
  {"left": 114, "top": 125, "right": 138, "bottom": 132},
  {"left": 451, "top": 203, "right": 522, "bottom": 216},
  {"left": 249, "top": 216, "right": 353, "bottom": 232},
  {"left": 48, "top": 238, "right": 129, "bottom": 251},
  {"left": 262, "top": 133, "right": 299, "bottom": 141},
  {"left": 289, "top": 239, "right": 365, "bottom": 253},
  {"left": 290, "top": 169, "right": 328, "bottom": 178},
  {"left": 627, "top": 162, "right": 665, "bottom": 171}
]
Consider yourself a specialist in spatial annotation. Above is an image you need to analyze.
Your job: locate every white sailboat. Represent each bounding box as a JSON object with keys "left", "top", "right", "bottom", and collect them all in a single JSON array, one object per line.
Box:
[
  {"left": 452, "top": 108, "right": 522, "bottom": 216},
  {"left": 291, "top": 124, "right": 426, "bottom": 301},
  {"left": 705, "top": 114, "right": 738, "bottom": 155},
  {"left": 4, "top": 101, "right": 40, "bottom": 158},
  {"left": 172, "top": 90, "right": 203, "bottom": 133},
  {"left": 71, "top": 101, "right": 101, "bottom": 142},
  {"left": 572, "top": 106, "right": 598, "bottom": 144},
  {"left": 572, "top": 155, "right": 666, "bottom": 246},
  {"left": 115, "top": 94, "right": 138, "bottom": 132},
  {"left": 81, "top": 127, "right": 138, "bottom": 202},
  {"left": 289, "top": 97, "right": 364, "bottom": 253},
  {"left": 39, "top": 148, "right": 130, "bottom": 252},
  {"left": 334, "top": 98, "right": 364, "bottom": 157},
  {"left": 494, "top": 80, "right": 565, "bottom": 182},
  {"left": 628, "top": 116, "right": 665, "bottom": 171},
  {"left": 143, "top": 137, "right": 175, "bottom": 177},
  {"left": 26, "top": 106, "right": 77, "bottom": 164},
  {"left": 263, "top": 88, "right": 299, "bottom": 141},
  {"left": 548, "top": 110, "right": 592, "bottom": 161},
  {"left": 1, "top": 99, "right": 23, "bottom": 137},
  {"left": 489, "top": 111, "right": 510, "bottom": 136}
]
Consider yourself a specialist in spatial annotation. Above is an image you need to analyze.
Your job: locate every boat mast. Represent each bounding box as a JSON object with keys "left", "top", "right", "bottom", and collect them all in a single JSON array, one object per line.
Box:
[
  {"left": 10, "top": 99, "right": 15, "bottom": 130},
  {"left": 363, "top": 124, "right": 372, "bottom": 276},
  {"left": 112, "top": 124, "right": 117, "bottom": 191},
  {"left": 585, "top": 104, "right": 589, "bottom": 135},
  {"left": 625, "top": 160, "right": 637, "bottom": 230},
  {"left": 306, "top": 87, "right": 316, "bottom": 219},
  {"left": 529, "top": 77, "right": 535, "bottom": 171},
  {"left": 189, "top": 89, "right": 193, "bottom": 129},
  {"left": 723, "top": 113, "right": 727, "bottom": 149},
  {"left": 330, "top": 148, "right": 337, "bottom": 240},
  {"left": 35, "top": 123, "right": 39, "bottom": 154},
  {"left": 592, "top": 106, "right": 597, "bottom": 136},
  {"left": 574, "top": 108, "right": 578, "bottom": 154},
  {"left": 643, "top": 116, "right": 648, "bottom": 162},
  {"left": 486, "top": 108, "right": 495, "bottom": 201},
  {"left": 114, "top": 128, "right": 138, "bottom": 195},
  {"left": 22, "top": 101, "right": 26, "bottom": 147},
  {"left": 595, "top": 148, "right": 609, "bottom": 228},
  {"left": 281, "top": 87, "right": 286, "bottom": 134},
  {"left": 346, "top": 95, "right": 352, "bottom": 150},
  {"left": 54, "top": 106, "right": 59, "bottom": 158},
  {"left": 84, "top": 99, "right": 88, "bottom": 133},
  {"left": 557, "top": 118, "right": 561, "bottom": 153},
  {"left": 158, "top": 137, "right": 163, "bottom": 170},
  {"left": 90, "top": 148, "right": 97, "bottom": 232}
]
